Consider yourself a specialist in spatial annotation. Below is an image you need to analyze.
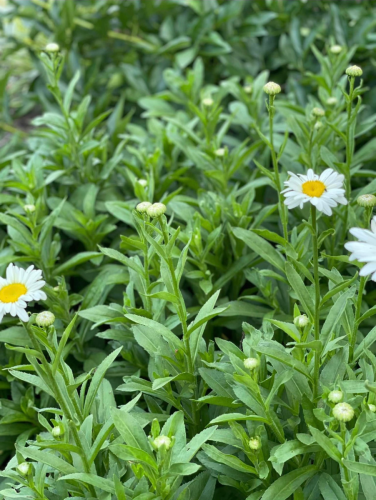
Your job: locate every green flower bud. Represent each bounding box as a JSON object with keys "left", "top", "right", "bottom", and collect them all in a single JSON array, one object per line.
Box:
[
  {"left": 214, "top": 148, "right": 225, "bottom": 157},
  {"left": 45, "top": 42, "right": 60, "bottom": 52},
  {"left": 36, "top": 311, "right": 55, "bottom": 328},
  {"left": 328, "top": 390, "right": 343, "bottom": 403},
  {"left": 243, "top": 357, "right": 260, "bottom": 370},
  {"left": 136, "top": 202, "right": 152, "bottom": 213},
  {"left": 17, "top": 462, "right": 31, "bottom": 475},
  {"left": 368, "top": 404, "right": 376, "bottom": 413},
  {"left": 202, "top": 97, "right": 214, "bottom": 106},
  {"left": 312, "top": 107, "right": 325, "bottom": 117},
  {"left": 24, "top": 204, "right": 36, "bottom": 214},
  {"left": 263, "top": 82, "right": 281, "bottom": 96},
  {"left": 153, "top": 435, "right": 172, "bottom": 450},
  {"left": 137, "top": 179, "right": 147, "bottom": 187},
  {"left": 244, "top": 84, "right": 252, "bottom": 94},
  {"left": 326, "top": 97, "right": 338, "bottom": 106},
  {"left": 52, "top": 426, "right": 63, "bottom": 437},
  {"left": 330, "top": 45, "right": 343, "bottom": 54},
  {"left": 346, "top": 65, "right": 363, "bottom": 77},
  {"left": 248, "top": 436, "right": 261, "bottom": 450},
  {"left": 332, "top": 402, "right": 354, "bottom": 422},
  {"left": 147, "top": 203, "right": 167, "bottom": 218},
  {"left": 357, "top": 194, "right": 376, "bottom": 207},
  {"left": 294, "top": 314, "right": 309, "bottom": 328}
]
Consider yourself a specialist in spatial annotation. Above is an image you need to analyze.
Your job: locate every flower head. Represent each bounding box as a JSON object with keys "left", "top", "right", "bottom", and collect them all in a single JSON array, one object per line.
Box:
[
  {"left": 330, "top": 45, "right": 343, "bottom": 54},
  {"left": 136, "top": 202, "right": 152, "bottom": 213},
  {"left": 249, "top": 437, "right": 261, "bottom": 450},
  {"left": 369, "top": 404, "right": 376, "bottom": 413},
  {"left": 153, "top": 435, "right": 172, "bottom": 450},
  {"left": 332, "top": 402, "right": 354, "bottom": 422},
  {"left": 294, "top": 314, "right": 309, "bottom": 328},
  {"left": 282, "top": 168, "right": 347, "bottom": 216},
  {"left": 137, "top": 179, "right": 147, "bottom": 187},
  {"left": 0, "top": 264, "right": 46, "bottom": 323},
  {"left": 52, "top": 425, "right": 63, "bottom": 437},
  {"left": 345, "top": 216, "right": 376, "bottom": 281},
  {"left": 36, "top": 311, "right": 55, "bottom": 328},
  {"left": 244, "top": 84, "right": 252, "bottom": 94},
  {"left": 243, "top": 357, "right": 260, "bottom": 370},
  {"left": 346, "top": 65, "right": 363, "bottom": 77},
  {"left": 24, "top": 204, "right": 36, "bottom": 214},
  {"left": 300, "top": 27, "right": 310, "bottom": 37},
  {"left": 357, "top": 194, "right": 376, "bottom": 207},
  {"left": 147, "top": 203, "right": 167, "bottom": 218},
  {"left": 328, "top": 390, "right": 343, "bottom": 403},
  {"left": 312, "top": 107, "right": 325, "bottom": 117},
  {"left": 215, "top": 148, "right": 226, "bottom": 157},
  {"left": 45, "top": 42, "right": 60, "bottom": 52},
  {"left": 263, "top": 82, "right": 281, "bottom": 96}
]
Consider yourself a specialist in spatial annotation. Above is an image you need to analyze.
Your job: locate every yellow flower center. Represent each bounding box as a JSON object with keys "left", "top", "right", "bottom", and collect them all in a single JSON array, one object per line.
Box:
[
  {"left": 302, "top": 180, "right": 326, "bottom": 198},
  {"left": 0, "top": 283, "right": 27, "bottom": 303}
]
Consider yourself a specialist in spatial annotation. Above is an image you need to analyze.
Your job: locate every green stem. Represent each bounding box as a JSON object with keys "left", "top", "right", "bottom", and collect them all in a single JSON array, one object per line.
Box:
[
  {"left": 311, "top": 206, "right": 321, "bottom": 399},
  {"left": 341, "top": 422, "right": 353, "bottom": 500},
  {"left": 160, "top": 218, "right": 199, "bottom": 435},
  {"left": 350, "top": 276, "right": 366, "bottom": 361},
  {"left": 269, "top": 95, "right": 288, "bottom": 241}
]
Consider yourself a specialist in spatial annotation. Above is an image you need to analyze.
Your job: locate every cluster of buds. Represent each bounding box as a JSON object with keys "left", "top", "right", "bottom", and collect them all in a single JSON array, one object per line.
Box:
[{"left": 136, "top": 202, "right": 167, "bottom": 218}]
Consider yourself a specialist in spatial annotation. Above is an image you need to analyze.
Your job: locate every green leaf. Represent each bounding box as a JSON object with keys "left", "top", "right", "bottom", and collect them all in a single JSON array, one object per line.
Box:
[
  {"left": 233, "top": 227, "right": 286, "bottom": 272},
  {"left": 267, "top": 319, "right": 301, "bottom": 342},
  {"left": 308, "top": 426, "right": 342, "bottom": 462},
  {"left": 0, "top": 326, "right": 29, "bottom": 346},
  {"left": 208, "top": 413, "right": 269, "bottom": 426},
  {"left": 261, "top": 466, "right": 317, "bottom": 500},
  {"left": 286, "top": 262, "right": 315, "bottom": 319},
  {"left": 202, "top": 444, "right": 257, "bottom": 475},
  {"left": 17, "top": 446, "right": 78, "bottom": 475},
  {"left": 109, "top": 444, "right": 158, "bottom": 470},
  {"left": 99, "top": 246, "right": 145, "bottom": 276},
  {"left": 343, "top": 460, "right": 376, "bottom": 477},
  {"left": 125, "top": 314, "right": 182, "bottom": 349},
  {"left": 59, "top": 473, "right": 115, "bottom": 493},
  {"left": 111, "top": 409, "right": 152, "bottom": 454}
]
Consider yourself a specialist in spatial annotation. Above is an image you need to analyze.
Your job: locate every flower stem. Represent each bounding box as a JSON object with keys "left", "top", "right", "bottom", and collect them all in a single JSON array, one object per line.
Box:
[
  {"left": 268, "top": 95, "right": 288, "bottom": 241},
  {"left": 311, "top": 205, "right": 321, "bottom": 399},
  {"left": 350, "top": 275, "right": 367, "bottom": 361}
]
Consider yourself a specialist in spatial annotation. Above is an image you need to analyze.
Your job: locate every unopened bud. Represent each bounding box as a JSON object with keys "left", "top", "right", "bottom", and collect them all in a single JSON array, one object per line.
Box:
[
  {"left": 243, "top": 357, "right": 260, "bottom": 370},
  {"left": 263, "top": 82, "right": 281, "bottom": 96},
  {"left": 294, "top": 314, "right": 309, "bottom": 328},
  {"left": 147, "top": 203, "right": 167, "bottom": 218},
  {"left": 36, "top": 311, "right": 55, "bottom": 328},
  {"left": 45, "top": 42, "right": 60, "bottom": 53},
  {"left": 153, "top": 435, "right": 172, "bottom": 450},
  {"left": 300, "top": 27, "right": 310, "bottom": 37},
  {"left": 202, "top": 97, "right": 214, "bottom": 106},
  {"left": 328, "top": 390, "right": 343, "bottom": 403},
  {"left": 312, "top": 107, "right": 325, "bottom": 117},
  {"left": 357, "top": 194, "right": 376, "bottom": 208},
  {"left": 52, "top": 426, "right": 62, "bottom": 437},
  {"left": 346, "top": 65, "right": 363, "bottom": 77},
  {"left": 330, "top": 45, "right": 343, "bottom": 54},
  {"left": 137, "top": 179, "right": 147, "bottom": 187},
  {"left": 17, "top": 462, "right": 31, "bottom": 475},
  {"left": 244, "top": 85, "right": 252, "bottom": 94},
  {"left": 215, "top": 148, "right": 225, "bottom": 157},
  {"left": 136, "top": 202, "right": 152, "bottom": 213},
  {"left": 326, "top": 97, "right": 338, "bottom": 106},
  {"left": 24, "top": 204, "right": 36, "bottom": 214},
  {"left": 332, "top": 402, "right": 354, "bottom": 422},
  {"left": 369, "top": 404, "right": 376, "bottom": 413},
  {"left": 248, "top": 436, "right": 261, "bottom": 450},
  {"left": 314, "top": 121, "right": 323, "bottom": 130}
]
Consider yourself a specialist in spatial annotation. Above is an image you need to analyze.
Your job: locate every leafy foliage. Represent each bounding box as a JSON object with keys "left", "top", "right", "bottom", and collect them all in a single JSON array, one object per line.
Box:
[{"left": 1, "top": 1, "right": 376, "bottom": 499}]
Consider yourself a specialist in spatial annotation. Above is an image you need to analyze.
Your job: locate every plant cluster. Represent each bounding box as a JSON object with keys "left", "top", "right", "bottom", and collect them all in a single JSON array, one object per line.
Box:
[{"left": 2, "top": 1, "right": 376, "bottom": 500}]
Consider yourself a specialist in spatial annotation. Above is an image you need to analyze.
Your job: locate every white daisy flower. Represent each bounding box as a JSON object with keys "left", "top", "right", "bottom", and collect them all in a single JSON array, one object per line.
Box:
[
  {"left": 345, "top": 217, "right": 376, "bottom": 281},
  {"left": 0, "top": 263, "right": 47, "bottom": 323},
  {"left": 282, "top": 168, "right": 347, "bottom": 216}
]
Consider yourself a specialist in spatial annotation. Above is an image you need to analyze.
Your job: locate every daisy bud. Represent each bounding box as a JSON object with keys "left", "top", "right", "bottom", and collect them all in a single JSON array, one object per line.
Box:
[
  {"left": 248, "top": 436, "right": 261, "bottom": 450},
  {"left": 214, "top": 148, "right": 226, "bottom": 157},
  {"left": 137, "top": 179, "right": 147, "bottom": 187},
  {"left": 36, "top": 311, "right": 55, "bottom": 328},
  {"left": 52, "top": 426, "right": 62, "bottom": 437},
  {"left": 332, "top": 402, "right": 354, "bottom": 422},
  {"left": 153, "top": 435, "right": 172, "bottom": 450},
  {"left": 136, "top": 202, "right": 152, "bottom": 213},
  {"left": 328, "top": 390, "right": 343, "bottom": 403},
  {"left": 244, "top": 84, "right": 252, "bottom": 93},
  {"left": 243, "top": 357, "right": 260, "bottom": 370},
  {"left": 24, "top": 204, "right": 36, "bottom": 214},
  {"left": 357, "top": 194, "right": 376, "bottom": 207},
  {"left": 300, "top": 27, "right": 310, "bottom": 37},
  {"left": 294, "top": 314, "right": 309, "bottom": 328},
  {"left": 202, "top": 97, "right": 214, "bottom": 107},
  {"left": 312, "top": 107, "right": 325, "bottom": 117},
  {"left": 263, "top": 82, "right": 281, "bottom": 96},
  {"left": 314, "top": 121, "right": 323, "bottom": 130},
  {"left": 368, "top": 404, "right": 376, "bottom": 413},
  {"left": 346, "top": 65, "right": 363, "bottom": 77},
  {"left": 17, "top": 462, "right": 31, "bottom": 475},
  {"left": 147, "top": 203, "right": 167, "bottom": 218},
  {"left": 45, "top": 42, "right": 60, "bottom": 53},
  {"left": 326, "top": 97, "right": 338, "bottom": 106},
  {"left": 330, "top": 45, "right": 343, "bottom": 54}
]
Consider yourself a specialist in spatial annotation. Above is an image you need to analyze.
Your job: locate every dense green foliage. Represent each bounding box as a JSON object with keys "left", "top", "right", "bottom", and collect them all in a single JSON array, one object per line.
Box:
[{"left": 2, "top": 1, "right": 376, "bottom": 499}]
